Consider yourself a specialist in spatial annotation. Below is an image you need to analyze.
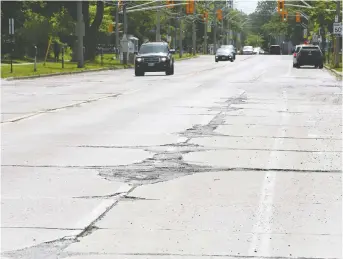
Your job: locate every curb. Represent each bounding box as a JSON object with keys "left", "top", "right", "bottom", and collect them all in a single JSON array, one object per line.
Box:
[
  {"left": 324, "top": 65, "right": 342, "bottom": 78},
  {"left": 3, "top": 66, "right": 134, "bottom": 81},
  {"left": 175, "top": 55, "right": 200, "bottom": 61},
  {"left": 2, "top": 56, "right": 199, "bottom": 81}
]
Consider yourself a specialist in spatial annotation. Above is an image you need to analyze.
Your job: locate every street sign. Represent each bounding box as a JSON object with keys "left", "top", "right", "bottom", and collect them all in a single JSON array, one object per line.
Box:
[
  {"left": 333, "top": 22, "right": 342, "bottom": 35},
  {"left": 9, "top": 18, "right": 14, "bottom": 35}
]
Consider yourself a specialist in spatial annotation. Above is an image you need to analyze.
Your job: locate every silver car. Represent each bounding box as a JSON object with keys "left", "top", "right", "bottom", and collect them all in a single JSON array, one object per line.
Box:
[{"left": 242, "top": 46, "right": 254, "bottom": 55}]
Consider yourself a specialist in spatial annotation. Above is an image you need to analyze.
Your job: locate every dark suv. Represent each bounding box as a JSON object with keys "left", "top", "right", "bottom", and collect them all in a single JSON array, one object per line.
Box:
[
  {"left": 269, "top": 45, "right": 281, "bottom": 55},
  {"left": 294, "top": 45, "right": 323, "bottom": 69},
  {"left": 135, "top": 42, "right": 175, "bottom": 76}
]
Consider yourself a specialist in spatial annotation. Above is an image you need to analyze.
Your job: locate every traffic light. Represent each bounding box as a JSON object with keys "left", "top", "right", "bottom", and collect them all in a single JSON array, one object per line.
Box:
[
  {"left": 282, "top": 12, "right": 288, "bottom": 22},
  {"left": 166, "top": 0, "right": 174, "bottom": 8},
  {"left": 216, "top": 9, "right": 223, "bottom": 21},
  {"left": 108, "top": 23, "right": 113, "bottom": 33},
  {"left": 203, "top": 11, "right": 208, "bottom": 22},
  {"left": 278, "top": 0, "right": 285, "bottom": 14},
  {"left": 296, "top": 12, "right": 301, "bottom": 23},
  {"left": 186, "top": 0, "right": 195, "bottom": 14}
]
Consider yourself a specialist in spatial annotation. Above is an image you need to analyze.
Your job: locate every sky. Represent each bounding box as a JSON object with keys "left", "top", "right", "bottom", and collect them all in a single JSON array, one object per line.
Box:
[{"left": 234, "top": 0, "right": 259, "bottom": 14}]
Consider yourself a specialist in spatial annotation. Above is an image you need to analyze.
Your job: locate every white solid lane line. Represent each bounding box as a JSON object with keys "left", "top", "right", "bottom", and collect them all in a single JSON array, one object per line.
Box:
[{"left": 249, "top": 90, "right": 289, "bottom": 256}]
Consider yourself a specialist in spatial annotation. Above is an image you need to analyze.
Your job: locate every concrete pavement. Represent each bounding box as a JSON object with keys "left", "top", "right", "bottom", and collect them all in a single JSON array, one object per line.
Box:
[{"left": 1, "top": 55, "right": 342, "bottom": 259}]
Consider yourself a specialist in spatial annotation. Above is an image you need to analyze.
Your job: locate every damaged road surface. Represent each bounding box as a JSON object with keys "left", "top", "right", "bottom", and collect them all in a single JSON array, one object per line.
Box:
[{"left": 1, "top": 55, "right": 342, "bottom": 259}]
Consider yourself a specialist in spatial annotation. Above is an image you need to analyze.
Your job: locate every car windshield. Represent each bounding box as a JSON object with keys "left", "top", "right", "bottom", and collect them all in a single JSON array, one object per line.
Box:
[
  {"left": 216, "top": 48, "right": 231, "bottom": 54},
  {"left": 139, "top": 44, "right": 168, "bottom": 54},
  {"left": 243, "top": 46, "right": 253, "bottom": 50}
]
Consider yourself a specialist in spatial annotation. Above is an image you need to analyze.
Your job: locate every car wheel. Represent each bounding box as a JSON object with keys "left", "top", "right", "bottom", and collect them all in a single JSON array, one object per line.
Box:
[
  {"left": 230, "top": 59, "right": 234, "bottom": 62},
  {"left": 319, "top": 64, "right": 323, "bottom": 69},
  {"left": 135, "top": 70, "right": 144, "bottom": 76},
  {"left": 215, "top": 60, "right": 218, "bottom": 63},
  {"left": 166, "top": 64, "right": 174, "bottom": 75},
  {"left": 292, "top": 63, "right": 296, "bottom": 68}
]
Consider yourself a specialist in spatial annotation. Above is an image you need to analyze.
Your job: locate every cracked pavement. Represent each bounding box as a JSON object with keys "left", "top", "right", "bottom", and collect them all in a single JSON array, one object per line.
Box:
[{"left": 1, "top": 55, "right": 342, "bottom": 259}]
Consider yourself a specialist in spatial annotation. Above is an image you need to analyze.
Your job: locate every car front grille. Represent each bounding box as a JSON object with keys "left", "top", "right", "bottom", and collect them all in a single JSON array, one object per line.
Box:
[{"left": 143, "top": 57, "right": 160, "bottom": 63}]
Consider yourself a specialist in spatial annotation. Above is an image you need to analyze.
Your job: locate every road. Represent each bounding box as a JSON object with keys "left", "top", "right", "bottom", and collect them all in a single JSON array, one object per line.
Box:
[{"left": 1, "top": 55, "right": 342, "bottom": 259}]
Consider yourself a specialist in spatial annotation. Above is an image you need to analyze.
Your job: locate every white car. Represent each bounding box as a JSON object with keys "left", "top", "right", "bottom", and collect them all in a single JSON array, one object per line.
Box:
[
  {"left": 242, "top": 46, "right": 254, "bottom": 55},
  {"left": 293, "top": 45, "right": 304, "bottom": 66},
  {"left": 253, "top": 47, "right": 261, "bottom": 55}
]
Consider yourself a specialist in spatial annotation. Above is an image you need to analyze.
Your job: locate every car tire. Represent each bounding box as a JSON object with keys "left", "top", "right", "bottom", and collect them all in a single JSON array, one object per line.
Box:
[
  {"left": 319, "top": 64, "right": 323, "bottom": 69},
  {"left": 230, "top": 59, "right": 234, "bottom": 62},
  {"left": 135, "top": 70, "right": 144, "bottom": 76},
  {"left": 166, "top": 64, "right": 174, "bottom": 75},
  {"left": 293, "top": 63, "right": 296, "bottom": 67},
  {"left": 215, "top": 60, "right": 218, "bottom": 63}
]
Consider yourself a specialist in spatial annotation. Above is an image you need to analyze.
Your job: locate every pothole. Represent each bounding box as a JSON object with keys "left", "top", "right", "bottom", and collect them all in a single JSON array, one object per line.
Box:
[{"left": 99, "top": 92, "right": 248, "bottom": 186}]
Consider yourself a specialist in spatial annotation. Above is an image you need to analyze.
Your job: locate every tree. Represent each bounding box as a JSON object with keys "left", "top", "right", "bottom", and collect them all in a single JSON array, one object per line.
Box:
[
  {"left": 82, "top": 1, "right": 104, "bottom": 60},
  {"left": 245, "top": 33, "right": 264, "bottom": 46}
]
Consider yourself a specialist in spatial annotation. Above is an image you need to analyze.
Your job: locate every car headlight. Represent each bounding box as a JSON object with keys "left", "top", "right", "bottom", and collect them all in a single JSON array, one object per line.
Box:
[
  {"left": 161, "top": 57, "right": 167, "bottom": 62},
  {"left": 136, "top": 57, "right": 142, "bottom": 62}
]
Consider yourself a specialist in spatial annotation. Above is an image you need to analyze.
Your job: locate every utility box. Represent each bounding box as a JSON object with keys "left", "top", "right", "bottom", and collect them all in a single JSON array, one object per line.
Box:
[{"left": 120, "top": 34, "right": 139, "bottom": 64}]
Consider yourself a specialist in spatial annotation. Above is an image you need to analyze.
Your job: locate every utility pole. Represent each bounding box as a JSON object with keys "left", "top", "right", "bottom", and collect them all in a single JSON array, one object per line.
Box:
[
  {"left": 76, "top": 1, "right": 84, "bottom": 68},
  {"left": 156, "top": 8, "right": 161, "bottom": 41},
  {"left": 192, "top": 0, "right": 196, "bottom": 55},
  {"left": 179, "top": 3, "right": 183, "bottom": 58},
  {"left": 115, "top": 0, "right": 119, "bottom": 60},
  {"left": 220, "top": 19, "right": 225, "bottom": 45},
  {"left": 174, "top": 18, "right": 177, "bottom": 49},
  {"left": 334, "top": 0, "right": 341, "bottom": 68},
  {"left": 123, "top": 1, "right": 128, "bottom": 65},
  {"left": 204, "top": 17, "right": 208, "bottom": 54},
  {"left": 123, "top": 1, "right": 128, "bottom": 35},
  {"left": 213, "top": 3, "right": 217, "bottom": 53}
]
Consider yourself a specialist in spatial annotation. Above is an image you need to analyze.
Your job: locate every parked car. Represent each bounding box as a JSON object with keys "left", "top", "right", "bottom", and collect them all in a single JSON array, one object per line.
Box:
[
  {"left": 294, "top": 45, "right": 323, "bottom": 69},
  {"left": 134, "top": 42, "right": 175, "bottom": 76},
  {"left": 242, "top": 46, "right": 254, "bottom": 55},
  {"left": 215, "top": 47, "right": 235, "bottom": 62},
  {"left": 269, "top": 45, "right": 281, "bottom": 55}
]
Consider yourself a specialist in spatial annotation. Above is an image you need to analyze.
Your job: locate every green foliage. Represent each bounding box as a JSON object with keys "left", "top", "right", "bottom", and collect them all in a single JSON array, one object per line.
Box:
[
  {"left": 261, "top": 14, "right": 288, "bottom": 37},
  {"left": 245, "top": 34, "right": 264, "bottom": 46}
]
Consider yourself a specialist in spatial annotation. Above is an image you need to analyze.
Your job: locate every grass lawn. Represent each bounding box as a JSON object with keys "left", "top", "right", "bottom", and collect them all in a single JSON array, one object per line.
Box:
[
  {"left": 1, "top": 55, "right": 132, "bottom": 79},
  {"left": 174, "top": 53, "right": 198, "bottom": 60},
  {"left": 1, "top": 53, "right": 198, "bottom": 79},
  {"left": 325, "top": 61, "right": 342, "bottom": 73}
]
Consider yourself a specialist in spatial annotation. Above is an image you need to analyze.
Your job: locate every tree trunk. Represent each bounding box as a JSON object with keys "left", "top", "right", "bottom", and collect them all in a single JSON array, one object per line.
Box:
[{"left": 83, "top": 1, "right": 104, "bottom": 60}]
